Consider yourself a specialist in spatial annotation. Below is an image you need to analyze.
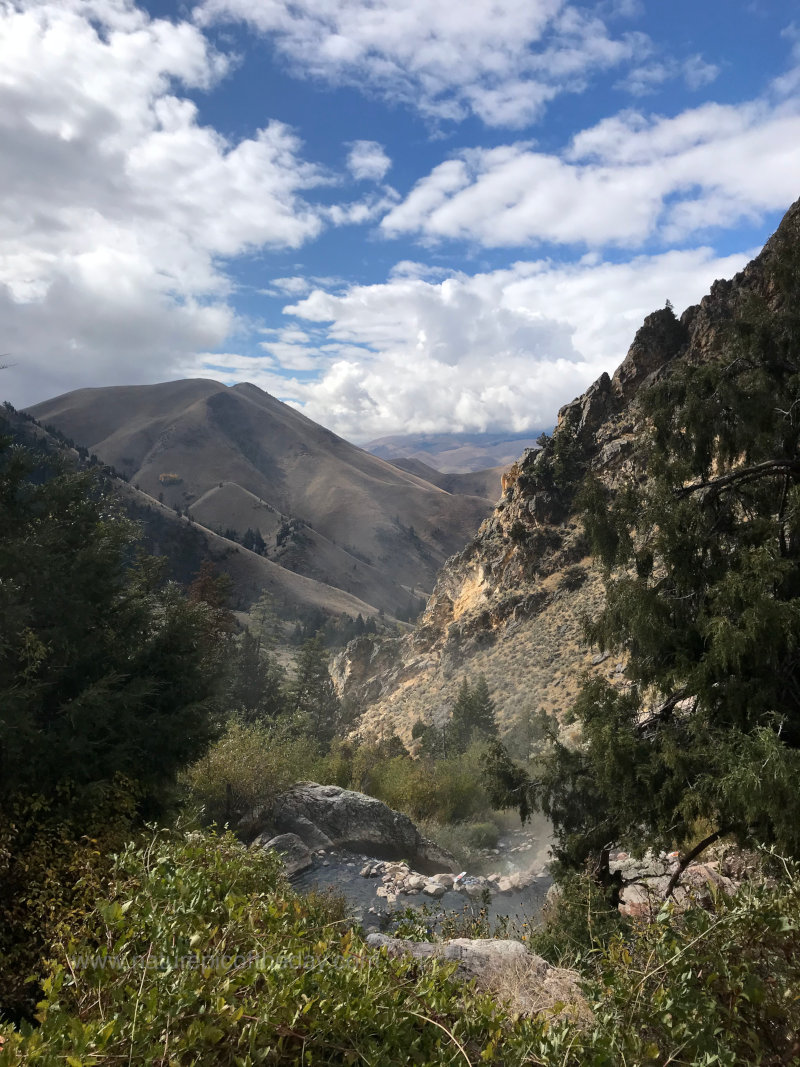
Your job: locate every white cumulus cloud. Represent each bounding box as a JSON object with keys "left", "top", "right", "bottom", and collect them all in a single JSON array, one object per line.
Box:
[
  {"left": 346, "top": 140, "right": 392, "bottom": 181},
  {"left": 380, "top": 96, "right": 800, "bottom": 248},
  {"left": 183, "top": 247, "right": 751, "bottom": 441},
  {"left": 197, "top": 0, "right": 645, "bottom": 127},
  {"left": 0, "top": 0, "right": 330, "bottom": 406}
]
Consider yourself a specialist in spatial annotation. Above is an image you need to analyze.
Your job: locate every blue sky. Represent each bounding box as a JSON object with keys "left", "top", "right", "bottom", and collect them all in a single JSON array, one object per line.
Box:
[{"left": 1, "top": 0, "right": 798, "bottom": 441}]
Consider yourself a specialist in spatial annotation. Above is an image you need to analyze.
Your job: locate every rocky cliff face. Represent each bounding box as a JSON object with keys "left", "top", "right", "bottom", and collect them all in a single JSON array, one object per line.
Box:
[{"left": 333, "top": 196, "right": 800, "bottom": 743}]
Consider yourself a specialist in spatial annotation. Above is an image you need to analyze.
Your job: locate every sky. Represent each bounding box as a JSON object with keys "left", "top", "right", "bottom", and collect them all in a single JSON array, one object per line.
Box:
[{"left": 1, "top": 0, "right": 799, "bottom": 442}]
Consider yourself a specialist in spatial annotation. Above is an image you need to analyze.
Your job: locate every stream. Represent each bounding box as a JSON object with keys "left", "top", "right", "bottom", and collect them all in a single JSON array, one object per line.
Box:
[{"left": 291, "top": 825, "right": 553, "bottom": 938}]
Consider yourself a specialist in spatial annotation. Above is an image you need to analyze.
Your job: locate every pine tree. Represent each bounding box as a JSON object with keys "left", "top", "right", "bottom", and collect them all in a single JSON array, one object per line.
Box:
[
  {"left": 0, "top": 431, "right": 226, "bottom": 812},
  {"left": 450, "top": 675, "right": 498, "bottom": 754},
  {"left": 227, "top": 629, "right": 286, "bottom": 721},
  {"left": 287, "top": 635, "right": 342, "bottom": 746},
  {"left": 485, "top": 239, "right": 800, "bottom": 867}
]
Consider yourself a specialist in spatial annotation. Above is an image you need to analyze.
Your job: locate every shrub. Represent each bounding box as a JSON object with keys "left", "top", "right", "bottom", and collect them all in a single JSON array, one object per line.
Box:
[
  {"left": 527, "top": 870, "right": 629, "bottom": 967},
  {"left": 577, "top": 865, "right": 800, "bottom": 1065},
  {"left": 558, "top": 564, "right": 588, "bottom": 592},
  {"left": 0, "top": 830, "right": 552, "bottom": 1065},
  {"left": 464, "top": 820, "right": 500, "bottom": 850},
  {"left": 183, "top": 719, "right": 321, "bottom": 826},
  {"left": 0, "top": 783, "right": 137, "bottom": 1021}
]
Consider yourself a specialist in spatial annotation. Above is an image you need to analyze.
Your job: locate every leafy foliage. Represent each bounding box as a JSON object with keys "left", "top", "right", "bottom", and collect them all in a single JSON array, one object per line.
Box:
[
  {"left": 4, "top": 831, "right": 800, "bottom": 1066},
  {"left": 0, "top": 785, "right": 136, "bottom": 1022},
  {"left": 182, "top": 719, "right": 321, "bottom": 825},
  {"left": 0, "top": 831, "right": 554, "bottom": 1066},
  {"left": 287, "top": 635, "right": 349, "bottom": 745}
]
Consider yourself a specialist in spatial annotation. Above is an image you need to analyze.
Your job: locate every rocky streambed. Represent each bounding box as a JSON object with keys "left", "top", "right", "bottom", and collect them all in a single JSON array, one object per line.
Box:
[
  {"left": 291, "top": 835, "right": 552, "bottom": 934},
  {"left": 244, "top": 782, "right": 552, "bottom": 934}
]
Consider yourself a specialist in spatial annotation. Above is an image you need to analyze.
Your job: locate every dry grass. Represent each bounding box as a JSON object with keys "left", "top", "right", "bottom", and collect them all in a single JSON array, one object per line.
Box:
[{"left": 475, "top": 952, "right": 593, "bottom": 1025}]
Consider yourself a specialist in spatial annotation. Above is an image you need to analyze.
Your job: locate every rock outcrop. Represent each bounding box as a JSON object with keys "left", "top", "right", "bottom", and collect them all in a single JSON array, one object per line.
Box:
[
  {"left": 612, "top": 848, "right": 759, "bottom": 919},
  {"left": 243, "top": 782, "right": 456, "bottom": 874},
  {"left": 366, "top": 934, "right": 589, "bottom": 1020},
  {"left": 333, "top": 196, "right": 800, "bottom": 743}
]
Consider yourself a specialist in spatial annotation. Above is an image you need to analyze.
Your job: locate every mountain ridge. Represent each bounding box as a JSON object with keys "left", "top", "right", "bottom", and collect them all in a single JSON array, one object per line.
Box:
[
  {"left": 334, "top": 194, "right": 800, "bottom": 741},
  {"left": 27, "top": 379, "right": 500, "bottom": 618}
]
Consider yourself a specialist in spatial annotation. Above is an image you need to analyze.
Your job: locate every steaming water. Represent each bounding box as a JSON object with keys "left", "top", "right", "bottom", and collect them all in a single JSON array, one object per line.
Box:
[{"left": 291, "top": 823, "right": 553, "bottom": 937}]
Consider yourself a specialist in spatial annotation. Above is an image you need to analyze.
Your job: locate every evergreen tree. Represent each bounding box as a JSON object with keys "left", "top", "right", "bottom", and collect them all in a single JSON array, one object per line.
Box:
[
  {"left": 287, "top": 635, "right": 343, "bottom": 746},
  {"left": 450, "top": 675, "right": 498, "bottom": 753},
  {"left": 0, "top": 433, "right": 226, "bottom": 812},
  {"left": 485, "top": 241, "right": 800, "bottom": 868},
  {"left": 249, "top": 591, "right": 284, "bottom": 651},
  {"left": 227, "top": 628, "right": 286, "bottom": 722}
]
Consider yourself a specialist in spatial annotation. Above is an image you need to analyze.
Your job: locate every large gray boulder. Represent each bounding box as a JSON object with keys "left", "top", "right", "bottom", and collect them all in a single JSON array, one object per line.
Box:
[
  {"left": 252, "top": 832, "right": 313, "bottom": 878},
  {"left": 244, "top": 782, "right": 456, "bottom": 874},
  {"left": 366, "top": 934, "right": 589, "bottom": 1021}
]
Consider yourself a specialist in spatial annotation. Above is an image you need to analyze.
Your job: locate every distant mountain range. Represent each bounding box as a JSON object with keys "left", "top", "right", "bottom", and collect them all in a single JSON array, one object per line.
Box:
[
  {"left": 28, "top": 380, "right": 503, "bottom": 620},
  {"left": 366, "top": 431, "right": 544, "bottom": 473}
]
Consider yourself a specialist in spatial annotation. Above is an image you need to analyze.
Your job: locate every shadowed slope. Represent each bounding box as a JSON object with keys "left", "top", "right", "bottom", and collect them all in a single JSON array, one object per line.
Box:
[{"left": 28, "top": 380, "right": 493, "bottom": 611}]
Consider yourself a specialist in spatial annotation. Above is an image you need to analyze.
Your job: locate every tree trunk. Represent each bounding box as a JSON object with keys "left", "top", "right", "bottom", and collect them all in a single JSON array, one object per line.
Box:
[{"left": 664, "top": 828, "right": 729, "bottom": 900}]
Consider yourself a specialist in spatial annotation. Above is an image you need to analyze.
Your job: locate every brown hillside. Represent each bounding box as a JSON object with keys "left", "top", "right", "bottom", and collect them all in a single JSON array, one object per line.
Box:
[
  {"left": 1, "top": 404, "right": 379, "bottom": 622},
  {"left": 28, "top": 380, "right": 493, "bottom": 613}
]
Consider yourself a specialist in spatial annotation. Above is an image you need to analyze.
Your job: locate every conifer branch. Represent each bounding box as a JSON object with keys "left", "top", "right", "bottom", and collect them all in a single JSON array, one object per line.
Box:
[{"left": 675, "top": 459, "right": 800, "bottom": 499}]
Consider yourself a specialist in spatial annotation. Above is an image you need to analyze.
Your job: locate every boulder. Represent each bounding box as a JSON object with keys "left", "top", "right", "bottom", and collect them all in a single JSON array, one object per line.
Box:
[
  {"left": 252, "top": 832, "right": 313, "bottom": 878},
  {"left": 431, "top": 872, "right": 454, "bottom": 889},
  {"left": 244, "top": 783, "right": 456, "bottom": 874},
  {"left": 366, "top": 934, "right": 589, "bottom": 1021}
]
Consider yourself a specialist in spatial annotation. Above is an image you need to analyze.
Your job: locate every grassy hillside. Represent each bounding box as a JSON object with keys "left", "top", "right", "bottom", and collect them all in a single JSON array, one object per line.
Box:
[{"left": 29, "top": 380, "right": 493, "bottom": 611}]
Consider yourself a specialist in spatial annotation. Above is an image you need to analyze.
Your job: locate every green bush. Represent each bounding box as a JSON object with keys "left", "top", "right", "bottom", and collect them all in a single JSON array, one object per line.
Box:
[
  {"left": 0, "top": 830, "right": 551, "bottom": 1065},
  {"left": 419, "top": 819, "right": 502, "bottom": 867},
  {"left": 464, "top": 821, "right": 500, "bottom": 850},
  {"left": 527, "top": 870, "right": 629, "bottom": 967},
  {"left": 576, "top": 866, "right": 800, "bottom": 1065},
  {"left": 315, "top": 740, "right": 492, "bottom": 826},
  {"left": 0, "top": 782, "right": 137, "bottom": 1022},
  {"left": 183, "top": 719, "right": 321, "bottom": 826}
]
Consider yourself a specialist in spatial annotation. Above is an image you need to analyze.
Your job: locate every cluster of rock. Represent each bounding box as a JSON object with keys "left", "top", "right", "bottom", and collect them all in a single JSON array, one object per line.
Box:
[
  {"left": 363, "top": 858, "right": 543, "bottom": 906},
  {"left": 368, "top": 863, "right": 451, "bottom": 904},
  {"left": 611, "top": 849, "right": 747, "bottom": 919},
  {"left": 366, "top": 934, "right": 589, "bottom": 1021}
]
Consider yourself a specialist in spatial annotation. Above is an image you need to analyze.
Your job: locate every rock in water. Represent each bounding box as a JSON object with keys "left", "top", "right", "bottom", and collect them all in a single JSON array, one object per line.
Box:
[{"left": 251, "top": 832, "right": 313, "bottom": 878}]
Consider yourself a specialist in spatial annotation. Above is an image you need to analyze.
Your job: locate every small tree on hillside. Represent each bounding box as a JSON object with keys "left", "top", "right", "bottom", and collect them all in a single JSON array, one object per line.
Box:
[
  {"left": 287, "top": 635, "right": 343, "bottom": 746},
  {"left": 450, "top": 675, "right": 498, "bottom": 754}
]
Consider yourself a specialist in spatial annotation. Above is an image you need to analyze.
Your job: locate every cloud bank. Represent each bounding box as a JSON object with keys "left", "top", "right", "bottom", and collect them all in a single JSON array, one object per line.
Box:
[
  {"left": 185, "top": 247, "right": 750, "bottom": 441},
  {"left": 0, "top": 0, "right": 327, "bottom": 403}
]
